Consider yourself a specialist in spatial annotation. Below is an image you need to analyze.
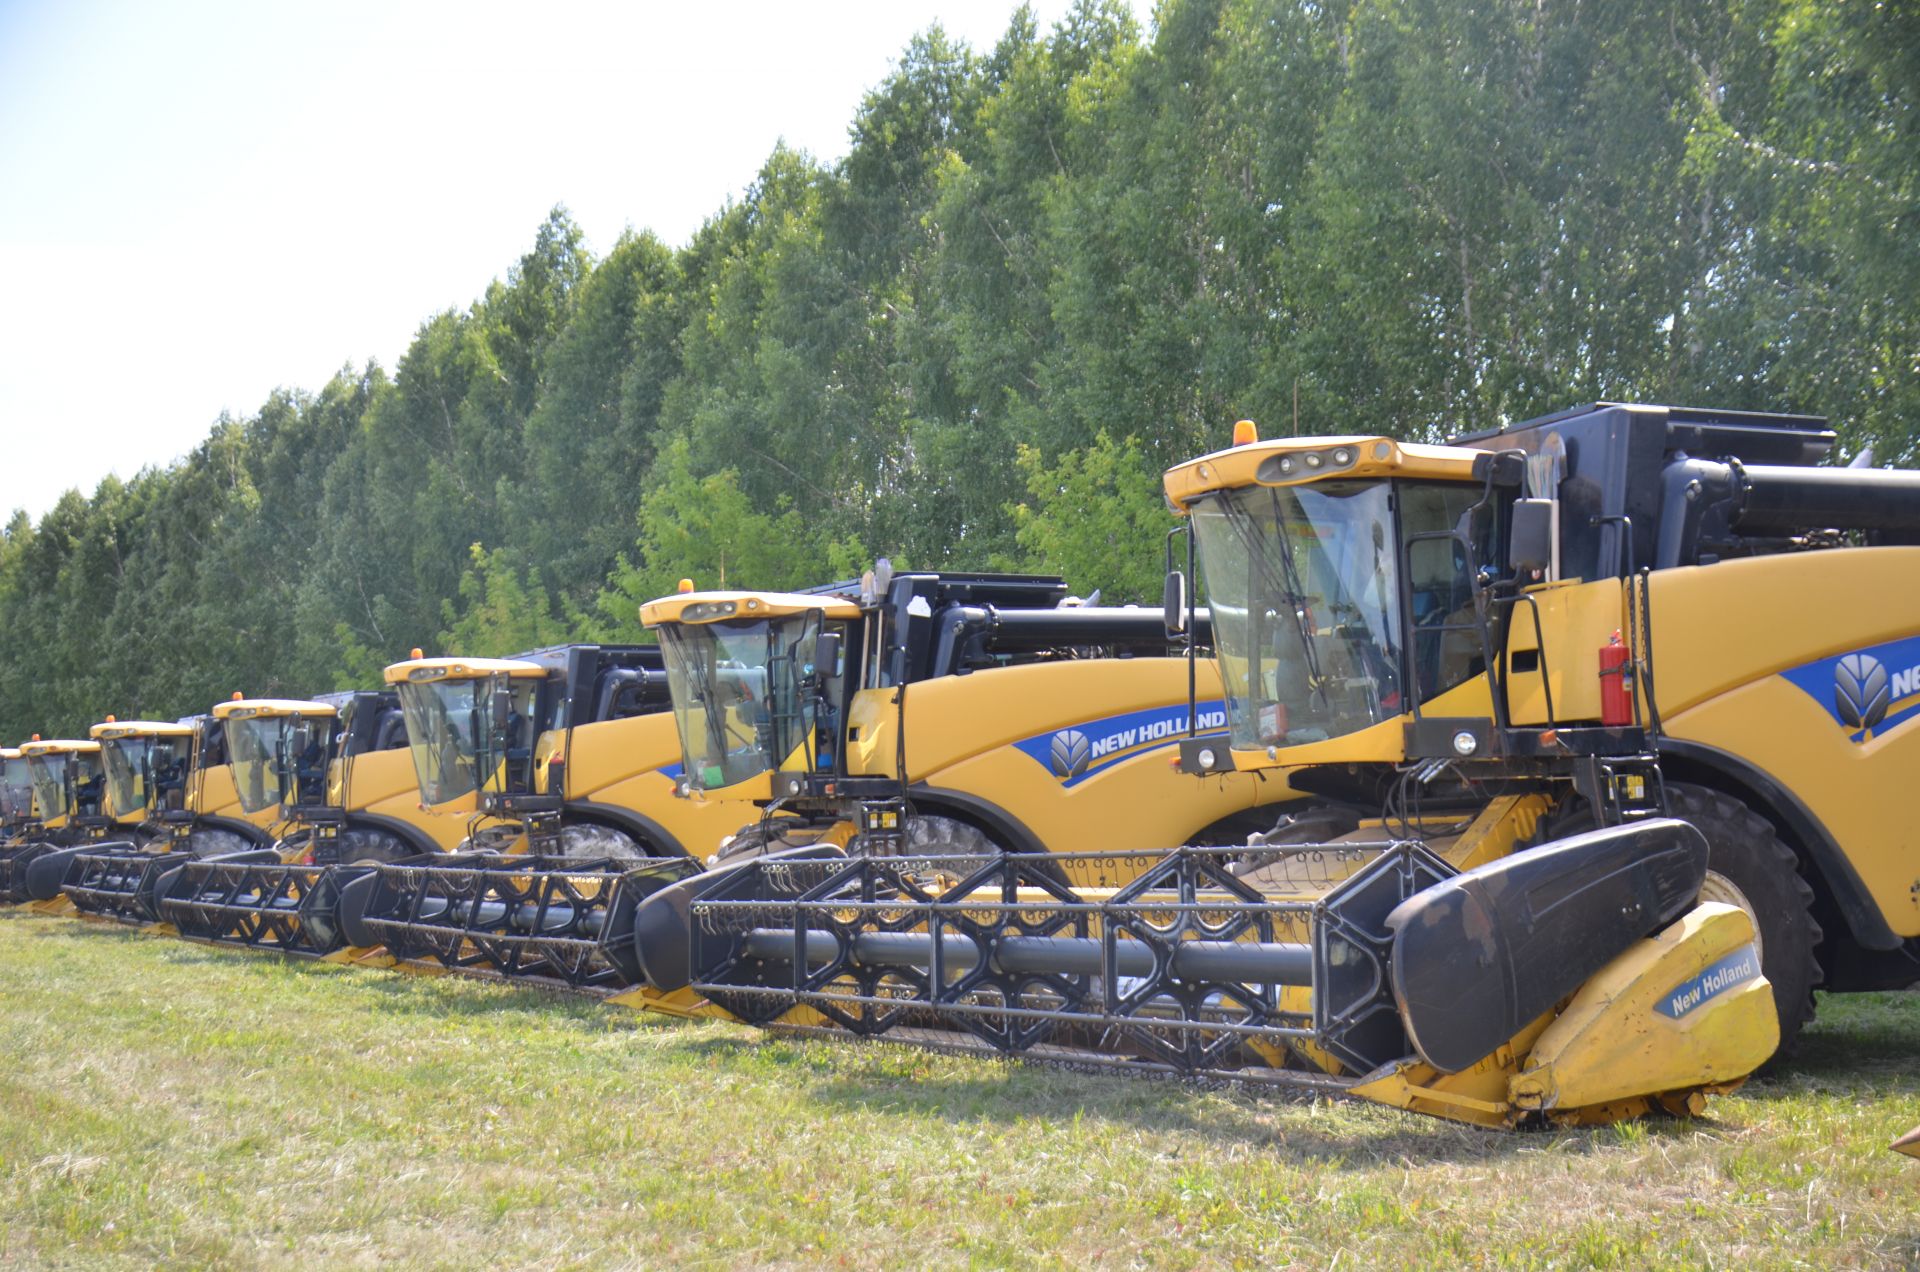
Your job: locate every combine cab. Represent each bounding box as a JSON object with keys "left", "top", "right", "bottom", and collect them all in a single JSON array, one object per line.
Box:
[
  {"left": 157, "top": 691, "right": 458, "bottom": 955},
  {"left": 0, "top": 737, "right": 115, "bottom": 904},
  {"left": 643, "top": 403, "right": 1920, "bottom": 1126},
  {"left": 56, "top": 717, "right": 279, "bottom": 923}
]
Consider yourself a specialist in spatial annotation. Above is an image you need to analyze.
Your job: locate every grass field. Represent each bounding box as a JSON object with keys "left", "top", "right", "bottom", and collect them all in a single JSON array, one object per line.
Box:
[{"left": 0, "top": 910, "right": 1915, "bottom": 1270}]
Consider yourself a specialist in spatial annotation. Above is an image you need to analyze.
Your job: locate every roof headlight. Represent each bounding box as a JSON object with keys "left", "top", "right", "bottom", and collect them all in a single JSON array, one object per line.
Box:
[
  {"left": 1331, "top": 447, "right": 1354, "bottom": 467},
  {"left": 1303, "top": 452, "right": 1324, "bottom": 469},
  {"left": 1277, "top": 456, "right": 1295, "bottom": 475}
]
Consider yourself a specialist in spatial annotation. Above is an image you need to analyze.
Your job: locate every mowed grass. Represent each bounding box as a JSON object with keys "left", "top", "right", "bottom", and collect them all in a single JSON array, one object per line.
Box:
[{"left": 0, "top": 911, "right": 1915, "bottom": 1271}]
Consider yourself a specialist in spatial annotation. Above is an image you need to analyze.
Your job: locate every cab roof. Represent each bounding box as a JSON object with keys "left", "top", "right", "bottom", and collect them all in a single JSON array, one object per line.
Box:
[
  {"left": 383, "top": 655, "right": 548, "bottom": 684},
  {"left": 1162, "top": 433, "right": 1484, "bottom": 511},
  {"left": 214, "top": 698, "right": 341, "bottom": 721},
  {"left": 90, "top": 720, "right": 195, "bottom": 740},
  {"left": 640, "top": 590, "right": 861, "bottom": 628},
  {"left": 21, "top": 739, "right": 100, "bottom": 755}
]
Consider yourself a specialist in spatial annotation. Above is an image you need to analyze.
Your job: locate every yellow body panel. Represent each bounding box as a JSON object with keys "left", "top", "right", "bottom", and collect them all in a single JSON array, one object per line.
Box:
[
  {"left": 1504, "top": 578, "right": 1628, "bottom": 725},
  {"left": 832, "top": 658, "right": 1284, "bottom": 876},
  {"left": 554, "top": 712, "right": 751, "bottom": 858},
  {"left": 191, "top": 763, "right": 281, "bottom": 835},
  {"left": 1647, "top": 549, "right": 1920, "bottom": 716},
  {"left": 335, "top": 745, "right": 471, "bottom": 852},
  {"left": 1649, "top": 549, "right": 1920, "bottom": 937},
  {"left": 1511, "top": 903, "right": 1777, "bottom": 1112}
]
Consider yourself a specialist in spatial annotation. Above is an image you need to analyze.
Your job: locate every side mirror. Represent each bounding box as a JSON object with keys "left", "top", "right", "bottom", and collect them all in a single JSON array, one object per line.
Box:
[
  {"left": 288, "top": 723, "right": 312, "bottom": 758},
  {"left": 1508, "top": 499, "right": 1558, "bottom": 579},
  {"left": 1163, "top": 570, "right": 1189, "bottom": 637},
  {"left": 490, "top": 686, "right": 513, "bottom": 735},
  {"left": 811, "top": 632, "right": 842, "bottom": 682}
]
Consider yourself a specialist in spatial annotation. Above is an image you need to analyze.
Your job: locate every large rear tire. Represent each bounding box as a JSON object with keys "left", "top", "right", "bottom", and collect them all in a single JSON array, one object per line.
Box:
[
  {"left": 184, "top": 828, "right": 256, "bottom": 859},
  {"left": 557, "top": 822, "right": 648, "bottom": 862},
  {"left": 333, "top": 828, "right": 409, "bottom": 867},
  {"left": 1666, "top": 783, "right": 1822, "bottom": 1056}
]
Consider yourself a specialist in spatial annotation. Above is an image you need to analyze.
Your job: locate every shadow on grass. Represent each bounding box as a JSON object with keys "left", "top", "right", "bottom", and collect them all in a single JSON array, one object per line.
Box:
[
  {"left": 702, "top": 1023, "right": 1759, "bottom": 1166},
  {"left": 791, "top": 1059, "right": 1723, "bottom": 1165},
  {"left": 23, "top": 911, "right": 688, "bottom": 1029},
  {"left": 1737, "top": 991, "right": 1920, "bottom": 1102},
  {"left": 19, "top": 905, "right": 1916, "bottom": 1163},
  {"left": 784, "top": 996, "right": 1920, "bottom": 1166}
]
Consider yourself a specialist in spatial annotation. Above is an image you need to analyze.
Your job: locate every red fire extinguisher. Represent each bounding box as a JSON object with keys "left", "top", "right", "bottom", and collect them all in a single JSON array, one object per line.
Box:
[{"left": 1599, "top": 629, "right": 1633, "bottom": 727}]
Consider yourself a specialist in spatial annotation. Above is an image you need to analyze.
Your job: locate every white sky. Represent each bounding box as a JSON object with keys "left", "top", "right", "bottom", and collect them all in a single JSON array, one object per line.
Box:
[{"left": 0, "top": 0, "right": 1138, "bottom": 523}]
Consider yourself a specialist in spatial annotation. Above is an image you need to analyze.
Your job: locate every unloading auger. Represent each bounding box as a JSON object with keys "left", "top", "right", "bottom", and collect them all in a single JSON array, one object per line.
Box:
[{"left": 640, "top": 402, "right": 1920, "bottom": 1126}]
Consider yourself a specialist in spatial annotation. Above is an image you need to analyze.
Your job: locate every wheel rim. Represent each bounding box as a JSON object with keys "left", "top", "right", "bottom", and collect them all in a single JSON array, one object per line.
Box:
[{"left": 1699, "top": 869, "right": 1764, "bottom": 963}]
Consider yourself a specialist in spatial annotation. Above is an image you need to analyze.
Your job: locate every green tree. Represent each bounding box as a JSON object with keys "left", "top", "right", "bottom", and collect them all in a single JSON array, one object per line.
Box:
[
  {"left": 1010, "top": 431, "right": 1172, "bottom": 603},
  {"left": 438, "top": 543, "right": 581, "bottom": 657}
]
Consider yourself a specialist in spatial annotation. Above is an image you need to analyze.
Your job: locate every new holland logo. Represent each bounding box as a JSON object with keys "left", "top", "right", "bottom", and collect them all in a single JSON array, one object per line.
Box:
[
  {"left": 1655, "top": 944, "right": 1761, "bottom": 1020},
  {"left": 1834, "top": 653, "right": 1890, "bottom": 731},
  {"left": 1049, "top": 729, "right": 1093, "bottom": 780},
  {"left": 1014, "top": 701, "right": 1230, "bottom": 789},
  {"left": 1781, "top": 633, "right": 1920, "bottom": 743}
]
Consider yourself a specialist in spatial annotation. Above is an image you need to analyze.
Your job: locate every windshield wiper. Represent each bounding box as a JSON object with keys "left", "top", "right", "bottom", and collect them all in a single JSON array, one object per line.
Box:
[
  {"left": 682, "top": 643, "right": 740, "bottom": 770},
  {"left": 1217, "top": 493, "right": 1330, "bottom": 712}
]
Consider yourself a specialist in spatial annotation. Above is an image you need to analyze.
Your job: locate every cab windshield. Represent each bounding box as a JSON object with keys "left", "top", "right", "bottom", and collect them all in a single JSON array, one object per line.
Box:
[
  {"left": 396, "top": 677, "right": 538, "bottom": 806},
  {"left": 225, "top": 717, "right": 287, "bottom": 814},
  {"left": 1, "top": 758, "right": 34, "bottom": 820},
  {"left": 102, "top": 738, "right": 154, "bottom": 818},
  {"left": 658, "top": 615, "right": 823, "bottom": 791},
  {"left": 27, "top": 754, "right": 76, "bottom": 820},
  {"left": 1192, "top": 478, "right": 1488, "bottom": 749}
]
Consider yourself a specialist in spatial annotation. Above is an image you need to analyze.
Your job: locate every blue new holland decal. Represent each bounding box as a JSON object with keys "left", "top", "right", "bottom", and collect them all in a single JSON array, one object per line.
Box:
[
  {"left": 1013, "top": 701, "right": 1228, "bottom": 789},
  {"left": 1656, "top": 945, "right": 1761, "bottom": 1020},
  {"left": 1779, "top": 632, "right": 1920, "bottom": 743}
]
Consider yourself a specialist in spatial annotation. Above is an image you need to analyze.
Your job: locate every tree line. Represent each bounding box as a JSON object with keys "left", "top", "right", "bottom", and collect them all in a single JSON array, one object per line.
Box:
[{"left": 1, "top": 0, "right": 1912, "bottom": 738}]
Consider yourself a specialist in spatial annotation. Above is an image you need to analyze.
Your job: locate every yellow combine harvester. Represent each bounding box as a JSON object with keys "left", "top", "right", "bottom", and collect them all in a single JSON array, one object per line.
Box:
[
  {"left": 644, "top": 402, "right": 1920, "bottom": 1127},
  {"left": 329, "top": 645, "right": 744, "bottom": 988},
  {"left": 637, "top": 571, "right": 1281, "bottom": 877},
  {"left": 337, "top": 583, "right": 1285, "bottom": 997},
  {"left": 155, "top": 691, "right": 467, "bottom": 955},
  {"left": 622, "top": 571, "right": 1293, "bottom": 991},
  {"left": 53, "top": 716, "right": 282, "bottom": 923},
  {"left": 0, "top": 737, "right": 111, "bottom": 903}
]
